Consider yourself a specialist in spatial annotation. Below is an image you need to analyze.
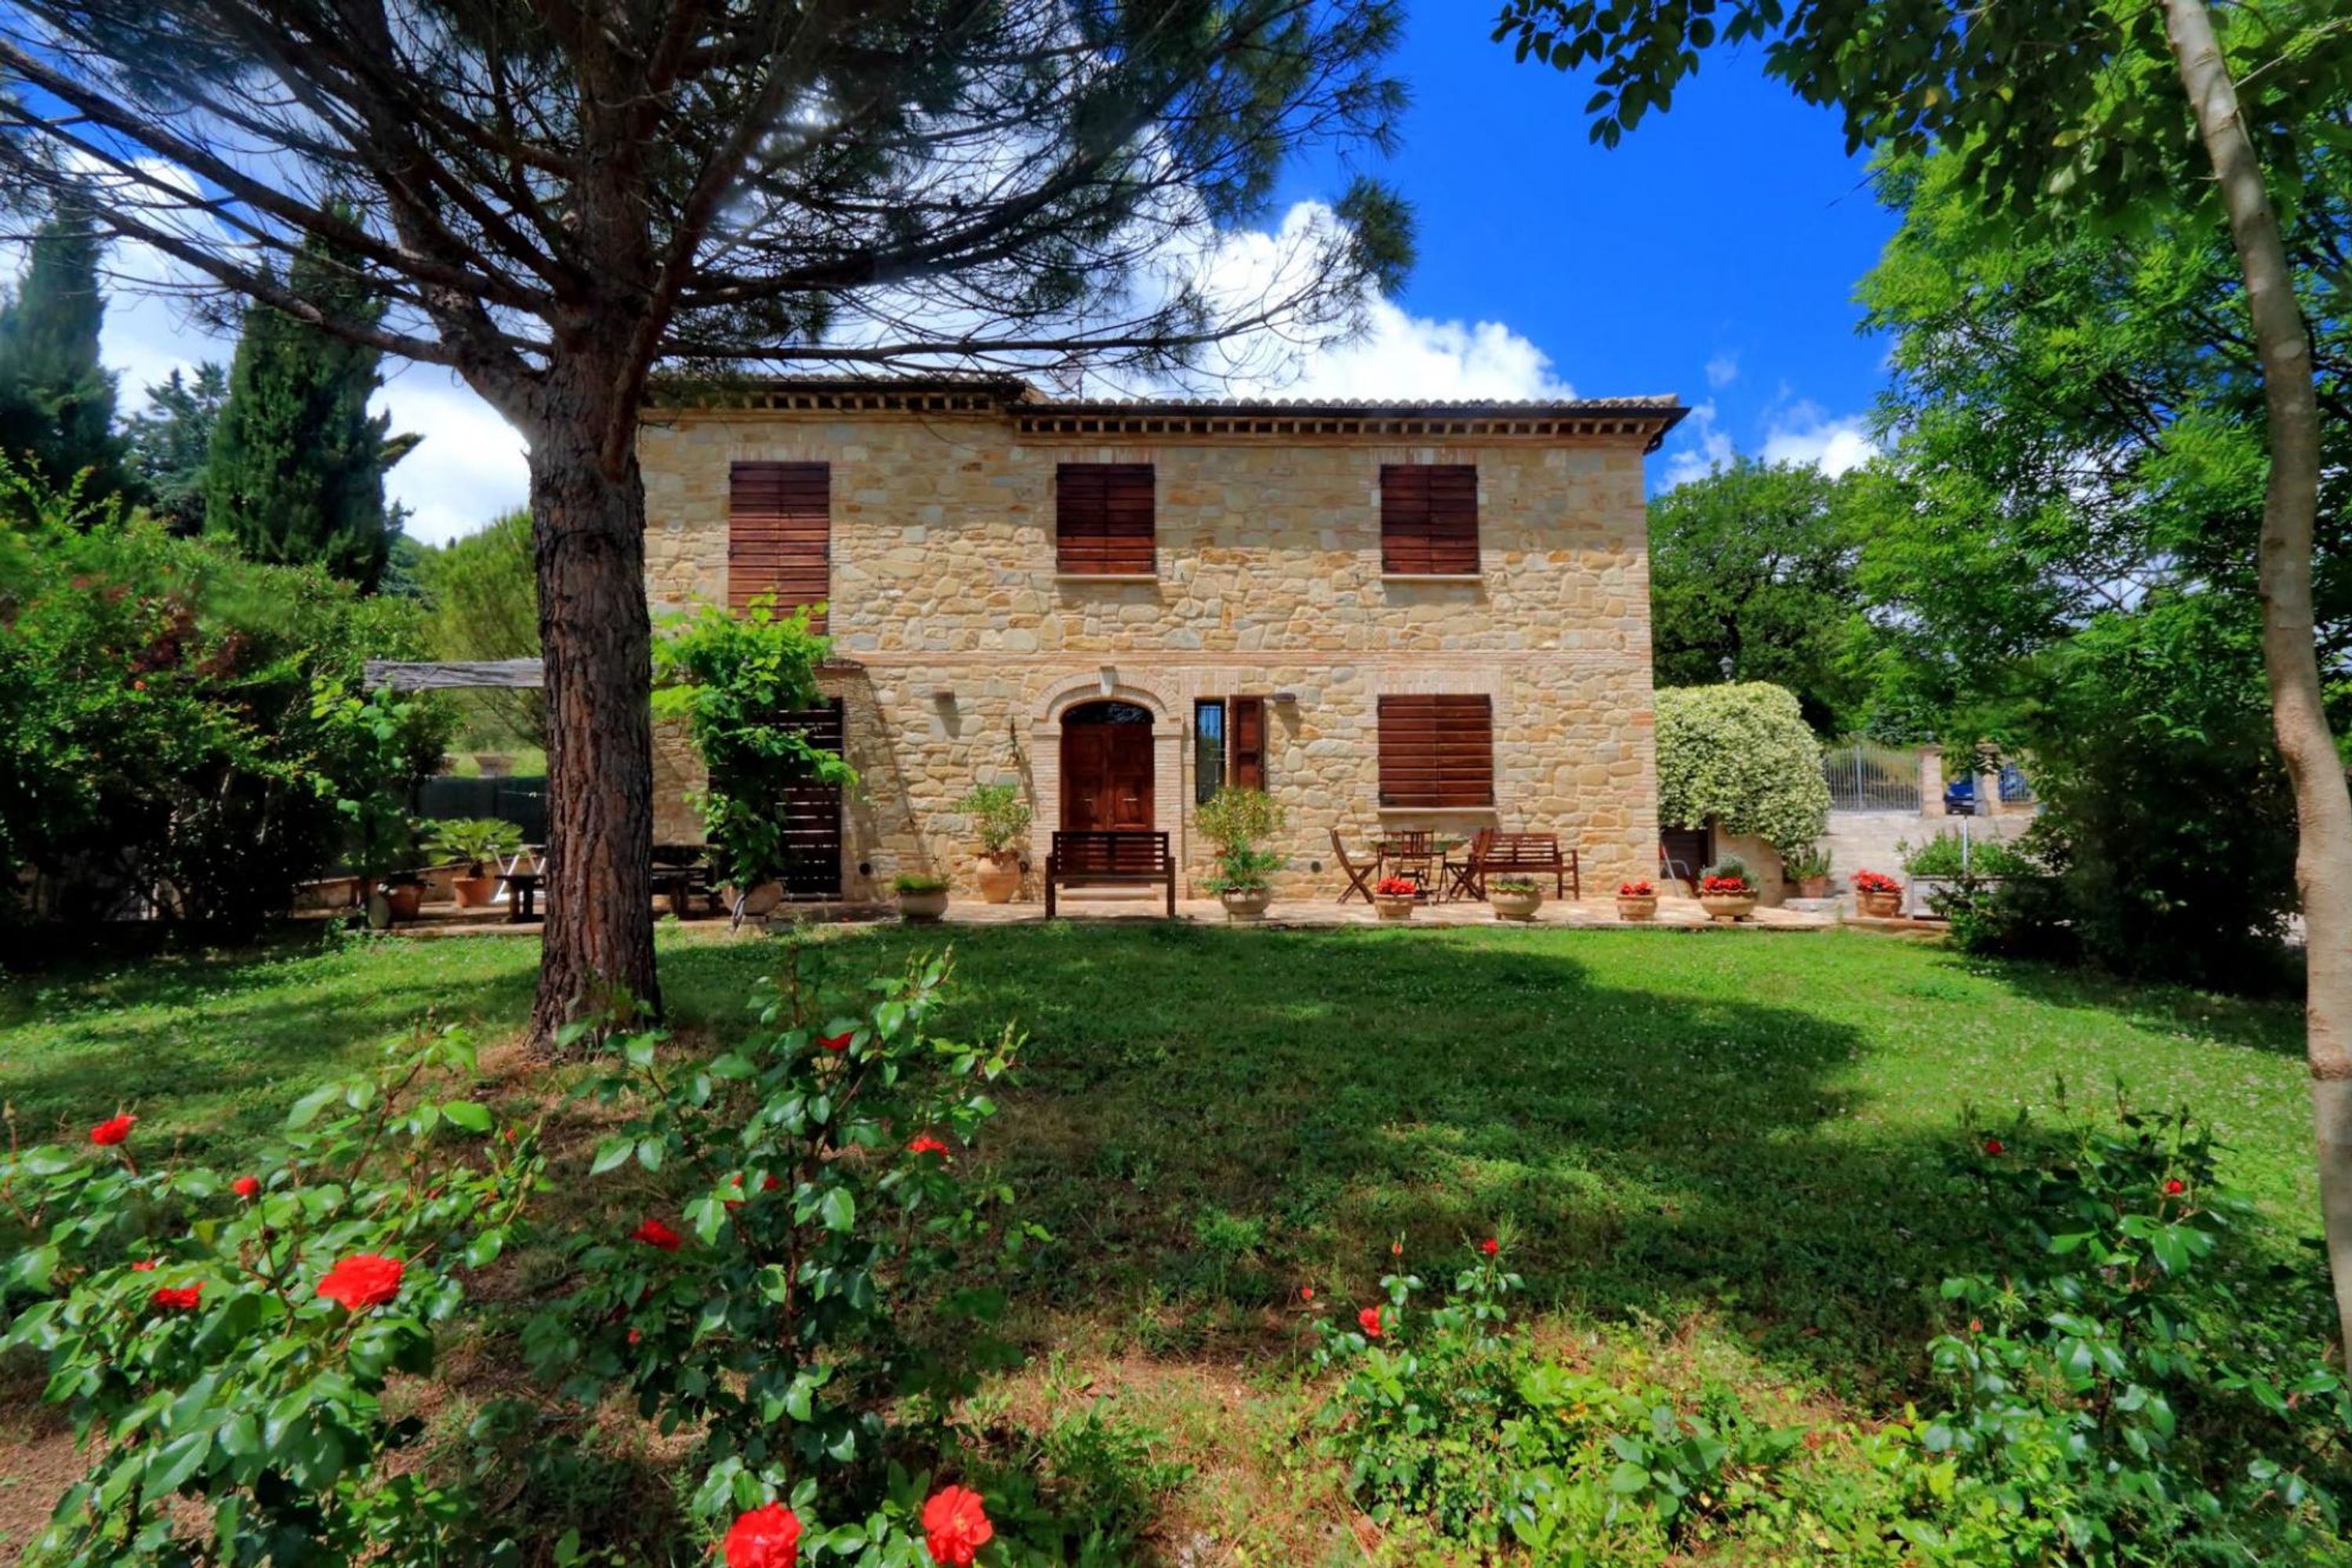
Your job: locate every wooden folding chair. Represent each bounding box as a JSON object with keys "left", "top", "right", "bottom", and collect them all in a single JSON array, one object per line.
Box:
[
  {"left": 1330, "top": 827, "right": 1378, "bottom": 904},
  {"left": 1443, "top": 829, "right": 1494, "bottom": 902}
]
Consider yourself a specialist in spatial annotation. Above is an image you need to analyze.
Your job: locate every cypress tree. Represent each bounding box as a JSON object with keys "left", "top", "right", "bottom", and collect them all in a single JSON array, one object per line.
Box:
[
  {"left": 0, "top": 201, "right": 126, "bottom": 495},
  {"left": 204, "top": 226, "right": 412, "bottom": 590}
]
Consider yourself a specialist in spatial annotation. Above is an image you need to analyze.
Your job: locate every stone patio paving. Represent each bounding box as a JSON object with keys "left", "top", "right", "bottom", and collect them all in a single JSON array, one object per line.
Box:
[{"left": 818, "top": 891, "right": 1835, "bottom": 931}]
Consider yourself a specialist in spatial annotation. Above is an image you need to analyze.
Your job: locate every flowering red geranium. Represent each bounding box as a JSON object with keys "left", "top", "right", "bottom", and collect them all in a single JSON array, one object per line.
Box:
[
  {"left": 1700, "top": 874, "right": 1752, "bottom": 895},
  {"left": 89, "top": 1113, "right": 136, "bottom": 1146},
  {"left": 908, "top": 1134, "right": 949, "bottom": 1157},
  {"left": 231, "top": 1175, "right": 261, "bottom": 1200},
  {"left": 1617, "top": 879, "right": 1654, "bottom": 898},
  {"left": 920, "top": 1486, "right": 993, "bottom": 1567},
  {"left": 1374, "top": 875, "right": 1420, "bottom": 898},
  {"left": 151, "top": 1283, "right": 203, "bottom": 1312},
  {"left": 1358, "top": 1305, "right": 1383, "bottom": 1338},
  {"left": 317, "top": 1254, "right": 405, "bottom": 1311},
  {"left": 1479, "top": 1236, "right": 1500, "bottom": 1257},
  {"left": 1850, "top": 869, "right": 1902, "bottom": 895},
  {"left": 633, "top": 1218, "right": 684, "bottom": 1252},
  {"left": 817, "top": 1029, "right": 855, "bottom": 1054},
  {"left": 1983, "top": 1138, "right": 2005, "bottom": 1156},
  {"left": 722, "top": 1501, "right": 803, "bottom": 1568}
]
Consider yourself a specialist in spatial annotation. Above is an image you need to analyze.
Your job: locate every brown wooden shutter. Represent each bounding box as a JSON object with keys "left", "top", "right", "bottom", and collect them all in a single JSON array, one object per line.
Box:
[
  {"left": 1377, "top": 695, "right": 1494, "bottom": 808},
  {"left": 1381, "top": 463, "right": 1479, "bottom": 575},
  {"left": 1057, "top": 463, "right": 1155, "bottom": 574},
  {"left": 1229, "top": 695, "right": 1266, "bottom": 791},
  {"left": 729, "top": 462, "right": 830, "bottom": 630}
]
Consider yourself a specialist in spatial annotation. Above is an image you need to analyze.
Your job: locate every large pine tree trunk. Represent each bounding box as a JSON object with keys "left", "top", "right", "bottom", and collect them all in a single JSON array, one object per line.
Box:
[
  {"left": 2164, "top": 0, "right": 2352, "bottom": 1352},
  {"left": 524, "top": 363, "right": 659, "bottom": 1045}
]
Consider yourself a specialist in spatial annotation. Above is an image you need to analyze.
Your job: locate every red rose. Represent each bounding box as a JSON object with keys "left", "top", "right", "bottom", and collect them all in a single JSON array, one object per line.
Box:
[
  {"left": 1358, "top": 1305, "right": 1382, "bottom": 1338},
  {"left": 1480, "top": 1237, "right": 1500, "bottom": 1257},
  {"left": 626, "top": 1328, "right": 642, "bottom": 1346},
  {"left": 921, "top": 1485, "right": 993, "bottom": 1567},
  {"left": 232, "top": 1175, "right": 261, "bottom": 1200},
  {"left": 2164, "top": 1178, "right": 2186, "bottom": 1196},
  {"left": 1969, "top": 1318, "right": 1983, "bottom": 1334},
  {"left": 722, "top": 1501, "right": 803, "bottom": 1568},
  {"left": 908, "top": 1134, "right": 949, "bottom": 1157},
  {"left": 131, "top": 1259, "right": 157, "bottom": 1272},
  {"left": 151, "top": 1283, "right": 202, "bottom": 1312},
  {"left": 1301, "top": 1285, "right": 1315, "bottom": 1301},
  {"left": 1983, "top": 1138, "right": 2005, "bottom": 1156},
  {"left": 633, "top": 1217, "right": 684, "bottom": 1252},
  {"left": 317, "top": 1253, "right": 405, "bottom": 1312},
  {"left": 89, "top": 1113, "right": 136, "bottom": 1146},
  {"left": 818, "top": 1030, "right": 854, "bottom": 1054}
]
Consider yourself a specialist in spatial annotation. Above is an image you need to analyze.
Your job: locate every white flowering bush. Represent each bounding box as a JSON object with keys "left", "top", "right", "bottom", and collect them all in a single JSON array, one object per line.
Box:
[{"left": 1654, "top": 683, "right": 1831, "bottom": 855}]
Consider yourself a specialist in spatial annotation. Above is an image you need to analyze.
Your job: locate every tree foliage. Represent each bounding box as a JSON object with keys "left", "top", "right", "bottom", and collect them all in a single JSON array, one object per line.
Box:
[
  {"left": 1649, "top": 457, "right": 1869, "bottom": 735},
  {"left": 204, "top": 228, "right": 415, "bottom": 591},
  {"left": 122, "top": 363, "right": 226, "bottom": 535},
  {"left": 412, "top": 509, "right": 542, "bottom": 752},
  {"left": 1653, "top": 682, "right": 1830, "bottom": 855},
  {"left": 0, "top": 459, "right": 448, "bottom": 932},
  {"left": 0, "top": 200, "right": 125, "bottom": 497}
]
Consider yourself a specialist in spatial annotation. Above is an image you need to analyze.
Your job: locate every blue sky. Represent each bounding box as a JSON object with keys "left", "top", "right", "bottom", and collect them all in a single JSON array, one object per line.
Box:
[{"left": 45, "top": 5, "right": 1901, "bottom": 542}]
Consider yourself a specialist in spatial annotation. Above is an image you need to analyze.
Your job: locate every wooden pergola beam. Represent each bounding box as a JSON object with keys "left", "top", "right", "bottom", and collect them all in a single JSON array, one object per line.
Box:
[{"left": 364, "top": 659, "right": 546, "bottom": 691}]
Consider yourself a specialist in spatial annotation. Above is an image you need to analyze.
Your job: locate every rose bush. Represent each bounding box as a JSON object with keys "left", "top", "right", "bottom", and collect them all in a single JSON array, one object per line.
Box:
[{"left": 0, "top": 1024, "right": 542, "bottom": 1566}]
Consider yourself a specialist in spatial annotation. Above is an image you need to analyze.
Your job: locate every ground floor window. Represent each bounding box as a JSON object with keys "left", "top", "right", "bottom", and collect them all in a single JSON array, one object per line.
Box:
[
  {"left": 1377, "top": 694, "right": 1494, "bottom": 808},
  {"left": 1194, "top": 700, "right": 1225, "bottom": 804},
  {"left": 1194, "top": 695, "right": 1267, "bottom": 804}
]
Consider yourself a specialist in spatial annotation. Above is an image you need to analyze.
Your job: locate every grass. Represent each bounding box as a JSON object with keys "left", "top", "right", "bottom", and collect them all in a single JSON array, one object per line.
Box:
[{"left": 0, "top": 921, "right": 2326, "bottom": 1559}]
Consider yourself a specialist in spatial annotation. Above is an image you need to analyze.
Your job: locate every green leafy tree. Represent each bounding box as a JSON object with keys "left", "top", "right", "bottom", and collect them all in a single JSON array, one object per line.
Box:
[
  {"left": 413, "top": 508, "right": 543, "bottom": 752},
  {"left": 204, "top": 227, "right": 416, "bottom": 590},
  {"left": 1653, "top": 682, "right": 1831, "bottom": 856},
  {"left": 1496, "top": 0, "right": 2352, "bottom": 1367},
  {"left": 1649, "top": 457, "right": 1869, "bottom": 734},
  {"left": 0, "top": 1, "right": 1413, "bottom": 1050},
  {"left": 0, "top": 200, "right": 125, "bottom": 496},
  {"left": 122, "top": 362, "right": 226, "bottom": 534}
]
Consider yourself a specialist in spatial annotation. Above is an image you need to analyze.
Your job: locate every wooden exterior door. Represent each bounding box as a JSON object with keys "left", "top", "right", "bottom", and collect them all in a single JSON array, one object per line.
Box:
[
  {"left": 775, "top": 699, "right": 844, "bottom": 898},
  {"left": 1060, "top": 701, "right": 1155, "bottom": 831}
]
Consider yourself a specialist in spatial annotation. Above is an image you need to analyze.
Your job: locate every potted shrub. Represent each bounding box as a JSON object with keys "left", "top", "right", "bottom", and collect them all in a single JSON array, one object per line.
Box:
[
  {"left": 1196, "top": 786, "right": 1285, "bottom": 923},
  {"left": 346, "top": 808, "right": 421, "bottom": 930},
  {"left": 1372, "top": 874, "right": 1420, "bottom": 921},
  {"left": 1783, "top": 844, "right": 1832, "bottom": 898},
  {"left": 956, "top": 782, "right": 1032, "bottom": 904},
  {"left": 422, "top": 818, "right": 524, "bottom": 908},
  {"left": 1851, "top": 868, "right": 1904, "bottom": 919},
  {"left": 893, "top": 873, "right": 949, "bottom": 923},
  {"left": 1489, "top": 875, "right": 1543, "bottom": 921},
  {"left": 1616, "top": 878, "right": 1658, "bottom": 921},
  {"left": 1697, "top": 856, "right": 1759, "bottom": 923}
]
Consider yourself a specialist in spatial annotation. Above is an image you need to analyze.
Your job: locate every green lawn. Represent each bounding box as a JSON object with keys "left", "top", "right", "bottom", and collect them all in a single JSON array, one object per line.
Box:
[{"left": 0, "top": 922, "right": 2325, "bottom": 1558}]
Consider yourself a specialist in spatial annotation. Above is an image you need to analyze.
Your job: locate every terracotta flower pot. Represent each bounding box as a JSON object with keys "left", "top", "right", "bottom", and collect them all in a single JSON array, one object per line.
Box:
[
  {"left": 1699, "top": 891, "right": 1758, "bottom": 923},
  {"left": 1616, "top": 895, "right": 1658, "bottom": 922},
  {"left": 975, "top": 852, "right": 1022, "bottom": 905},
  {"left": 898, "top": 888, "right": 949, "bottom": 923},
  {"left": 384, "top": 883, "right": 425, "bottom": 921},
  {"left": 1857, "top": 889, "right": 1902, "bottom": 920},
  {"left": 1796, "top": 876, "right": 1831, "bottom": 898},
  {"left": 1373, "top": 894, "right": 1417, "bottom": 922},
  {"left": 1490, "top": 887, "right": 1543, "bottom": 921},
  {"left": 1220, "top": 887, "right": 1272, "bottom": 923},
  {"left": 452, "top": 873, "right": 499, "bottom": 908},
  {"left": 724, "top": 882, "right": 784, "bottom": 919}
]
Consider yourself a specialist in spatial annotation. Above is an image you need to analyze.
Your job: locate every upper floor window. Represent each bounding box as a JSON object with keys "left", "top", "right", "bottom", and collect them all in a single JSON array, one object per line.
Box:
[
  {"left": 1057, "top": 463, "right": 1156, "bottom": 575},
  {"left": 1377, "top": 695, "right": 1494, "bottom": 808},
  {"left": 1380, "top": 463, "right": 1479, "bottom": 575},
  {"left": 728, "top": 461, "right": 831, "bottom": 630}
]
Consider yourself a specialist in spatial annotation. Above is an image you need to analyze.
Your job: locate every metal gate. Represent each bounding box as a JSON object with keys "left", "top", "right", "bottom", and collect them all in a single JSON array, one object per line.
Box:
[
  {"left": 776, "top": 700, "right": 844, "bottom": 899},
  {"left": 1822, "top": 742, "right": 1922, "bottom": 812}
]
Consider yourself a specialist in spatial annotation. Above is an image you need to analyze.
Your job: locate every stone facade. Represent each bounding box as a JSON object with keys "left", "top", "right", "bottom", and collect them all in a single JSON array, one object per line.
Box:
[{"left": 641, "top": 381, "right": 1684, "bottom": 901}]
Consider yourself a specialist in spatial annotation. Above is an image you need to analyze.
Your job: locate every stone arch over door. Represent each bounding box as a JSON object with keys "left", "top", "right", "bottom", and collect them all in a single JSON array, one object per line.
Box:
[{"left": 1032, "top": 675, "right": 1186, "bottom": 879}]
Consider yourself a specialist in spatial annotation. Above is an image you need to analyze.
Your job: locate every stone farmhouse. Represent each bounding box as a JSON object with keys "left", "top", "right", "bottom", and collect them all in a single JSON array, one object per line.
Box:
[{"left": 641, "top": 376, "right": 1686, "bottom": 902}]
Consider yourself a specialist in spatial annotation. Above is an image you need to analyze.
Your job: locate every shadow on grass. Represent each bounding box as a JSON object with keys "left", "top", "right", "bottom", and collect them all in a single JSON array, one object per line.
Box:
[
  {"left": 1934, "top": 945, "right": 2307, "bottom": 1062},
  {"left": 659, "top": 921, "right": 1991, "bottom": 1396}
]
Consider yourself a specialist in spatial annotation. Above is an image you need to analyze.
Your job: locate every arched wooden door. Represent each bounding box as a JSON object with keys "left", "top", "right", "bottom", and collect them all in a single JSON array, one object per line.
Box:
[{"left": 1059, "top": 701, "right": 1155, "bottom": 831}]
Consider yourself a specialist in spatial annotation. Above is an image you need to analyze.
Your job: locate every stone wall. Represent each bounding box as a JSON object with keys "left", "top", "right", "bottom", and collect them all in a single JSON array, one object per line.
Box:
[{"left": 641, "top": 401, "right": 1666, "bottom": 899}]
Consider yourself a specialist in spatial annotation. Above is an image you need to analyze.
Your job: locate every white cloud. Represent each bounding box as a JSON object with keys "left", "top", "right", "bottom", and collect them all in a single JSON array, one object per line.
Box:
[
  {"left": 1660, "top": 400, "right": 1733, "bottom": 489},
  {"left": 1704, "top": 351, "right": 1739, "bottom": 390},
  {"left": 1760, "top": 401, "right": 1877, "bottom": 477}
]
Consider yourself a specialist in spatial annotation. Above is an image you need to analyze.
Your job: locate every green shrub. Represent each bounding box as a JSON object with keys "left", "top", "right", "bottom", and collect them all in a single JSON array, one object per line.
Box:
[
  {"left": 1654, "top": 682, "right": 1832, "bottom": 855},
  {"left": 891, "top": 872, "right": 949, "bottom": 895},
  {"left": 954, "top": 781, "right": 1032, "bottom": 855},
  {"left": 1195, "top": 786, "right": 1285, "bottom": 894}
]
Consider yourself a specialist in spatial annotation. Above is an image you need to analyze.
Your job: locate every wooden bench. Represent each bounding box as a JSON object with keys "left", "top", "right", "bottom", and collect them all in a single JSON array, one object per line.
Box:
[
  {"left": 1483, "top": 833, "right": 1579, "bottom": 899},
  {"left": 1044, "top": 830, "right": 1177, "bottom": 918},
  {"left": 652, "top": 844, "right": 724, "bottom": 919}
]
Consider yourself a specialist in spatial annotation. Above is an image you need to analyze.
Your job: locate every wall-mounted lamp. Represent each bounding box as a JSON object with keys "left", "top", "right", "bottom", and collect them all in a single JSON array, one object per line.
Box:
[
  {"left": 930, "top": 687, "right": 956, "bottom": 706},
  {"left": 1272, "top": 691, "right": 1299, "bottom": 706}
]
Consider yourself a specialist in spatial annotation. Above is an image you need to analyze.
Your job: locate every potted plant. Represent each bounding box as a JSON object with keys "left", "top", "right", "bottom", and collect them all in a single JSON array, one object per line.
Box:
[
  {"left": 344, "top": 804, "right": 421, "bottom": 930},
  {"left": 1372, "top": 874, "right": 1420, "bottom": 921},
  {"left": 1697, "top": 856, "right": 1759, "bottom": 923},
  {"left": 1489, "top": 875, "right": 1544, "bottom": 921},
  {"left": 422, "top": 818, "right": 524, "bottom": 907},
  {"left": 1616, "top": 878, "right": 1658, "bottom": 921},
  {"left": 1783, "top": 844, "right": 1832, "bottom": 898},
  {"left": 1196, "top": 786, "right": 1285, "bottom": 922},
  {"left": 893, "top": 872, "right": 949, "bottom": 923},
  {"left": 1851, "top": 868, "right": 1904, "bottom": 919},
  {"left": 956, "top": 781, "right": 1032, "bottom": 904}
]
